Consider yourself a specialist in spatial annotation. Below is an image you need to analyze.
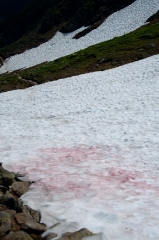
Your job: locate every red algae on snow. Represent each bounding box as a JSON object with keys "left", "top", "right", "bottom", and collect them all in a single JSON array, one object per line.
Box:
[{"left": 5, "top": 145, "right": 159, "bottom": 202}]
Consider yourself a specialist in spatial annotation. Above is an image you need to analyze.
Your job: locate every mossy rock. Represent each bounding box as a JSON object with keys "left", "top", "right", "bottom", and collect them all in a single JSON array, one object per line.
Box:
[{"left": 0, "top": 167, "right": 15, "bottom": 187}]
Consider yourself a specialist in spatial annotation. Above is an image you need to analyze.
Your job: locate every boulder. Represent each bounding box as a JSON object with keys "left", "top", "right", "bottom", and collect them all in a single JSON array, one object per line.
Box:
[{"left": 11, "top": 181, "right": 30, "bottom": 197}]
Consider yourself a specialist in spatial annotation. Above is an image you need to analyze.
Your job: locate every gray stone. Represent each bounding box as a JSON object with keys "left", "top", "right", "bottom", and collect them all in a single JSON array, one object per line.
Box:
[{"left": 11, "top": 181, "right": 30, "bottom": 197}]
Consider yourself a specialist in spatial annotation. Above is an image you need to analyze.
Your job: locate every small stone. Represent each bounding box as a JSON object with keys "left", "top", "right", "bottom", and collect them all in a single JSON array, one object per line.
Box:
[
  {"left": 59, "top": 228, "right": 95, "bottom": 240},
  {"left": 0, "top": 211, "right": 11, "bottom": 237},
  {"left": 45, "top": 232, "right": 57, "bottom": 240},
  {"left": 3, "top": 230, "right": 33, "bottom": 240}
]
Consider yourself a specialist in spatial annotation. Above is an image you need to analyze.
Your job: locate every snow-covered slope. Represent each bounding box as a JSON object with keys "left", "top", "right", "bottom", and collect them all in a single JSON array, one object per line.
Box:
[
  {"left": 0, "top": 0, "right": 159, "bottom": 73},
  {"left": 0, "top": 54, "right": 159, "bottom": 239}
]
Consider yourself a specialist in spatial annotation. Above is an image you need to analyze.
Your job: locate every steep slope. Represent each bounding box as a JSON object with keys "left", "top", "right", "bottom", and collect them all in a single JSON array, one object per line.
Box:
[{"left": 0, "top": 0, "right": 135, "bottom": 59}]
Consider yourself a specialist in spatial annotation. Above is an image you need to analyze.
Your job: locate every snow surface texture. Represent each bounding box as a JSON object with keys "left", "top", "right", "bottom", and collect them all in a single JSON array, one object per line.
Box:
[
  {"left": 1, "top": 0, "right": 159, "bottom": 73},
  {"left": 0, "top": 55, "right": 159, "bottom": 239}
]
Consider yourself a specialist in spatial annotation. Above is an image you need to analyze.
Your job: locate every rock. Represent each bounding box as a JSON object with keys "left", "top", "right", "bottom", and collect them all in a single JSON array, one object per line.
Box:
[
  {"left": 10, "top": 216, "right": 21, "bottom": 232},
  {"left": 3, "top": 230, "right": 33, "bottom": 240},
  {"left": 24, "top": 220, "right": 46, "bottom": 234},
  {"left": 0, "top": 166, "right": 15, "bottom": 187},
  {"left": 58, "top": 228, "right": 95, "bottom": 240},
  {"left": 0, "top": 211, "right": 11, "bottom": 237},
  {"left": 15, "top": 212, "right": 26, "bottom": 224},
  {"left": 45, "top": 232, "right": 57, "bottom": 240},
  {"left": 4, "top": 191, "right": 23, "bottom": 212},
  {"left": 30, "top": 209, "right": 41, "bottom": 223},
  {"left": 11, "top": 181, "right": 30, "bottom": 197}
]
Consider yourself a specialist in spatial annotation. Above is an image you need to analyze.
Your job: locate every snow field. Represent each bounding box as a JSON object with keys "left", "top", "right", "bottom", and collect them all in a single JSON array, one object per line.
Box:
[
  {"left": 0, "top": 0, "right": 159, "bottom": 73},
  {"left": 0, "top": 55, "right": 159, "bottom": 239}
]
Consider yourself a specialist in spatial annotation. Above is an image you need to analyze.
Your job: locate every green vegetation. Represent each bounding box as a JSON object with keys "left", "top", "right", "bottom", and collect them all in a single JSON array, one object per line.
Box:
[
  {"left": 0, "top": 74, "right": 33, "bottom": 92},
  {"left": 0, "top": 19, "right": 159, "bottom": 93}
]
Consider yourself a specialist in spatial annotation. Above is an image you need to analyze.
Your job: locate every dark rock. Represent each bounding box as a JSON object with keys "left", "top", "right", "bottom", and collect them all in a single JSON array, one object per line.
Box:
[
  {"left": 10, "top": 181, "right": 30, "bottom": 197},
  {"left": 4, "top": 191, "right": 23, "bottom": 212},
  {"left": 0, "top": 211, "right": 11, "bottom": 237},
  {"left": 0, "top": 185, "right": 8, "bottom": 193},
  {"left": 3, "top": 230, "right": 33, "bottom": 240}
]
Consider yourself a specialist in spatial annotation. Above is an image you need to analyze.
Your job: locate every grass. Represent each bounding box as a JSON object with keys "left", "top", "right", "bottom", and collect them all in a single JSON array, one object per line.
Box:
[
  {"left": 0, "top": 74, "right": 33, "bottom": 92},
  {"left": 0, "top": 20, "right": 159, "bottom": 93}
]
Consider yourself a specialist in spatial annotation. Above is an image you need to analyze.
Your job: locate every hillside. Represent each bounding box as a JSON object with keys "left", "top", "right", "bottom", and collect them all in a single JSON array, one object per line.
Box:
[
  {"left": 0, "top": 0, "right": 135, "bottom": 59},
  {"left": 0, "top": 1, "right": 159, "bottom": 92}
]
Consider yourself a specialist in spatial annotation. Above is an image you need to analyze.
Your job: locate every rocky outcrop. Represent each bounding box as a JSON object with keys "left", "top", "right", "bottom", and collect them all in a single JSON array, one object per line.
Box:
[
  {"left": 0, "top": 163, "right": 46, "bottom": 239},
  {"left": 0, "top": 163, "right": 95, "bottom": 240}
]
